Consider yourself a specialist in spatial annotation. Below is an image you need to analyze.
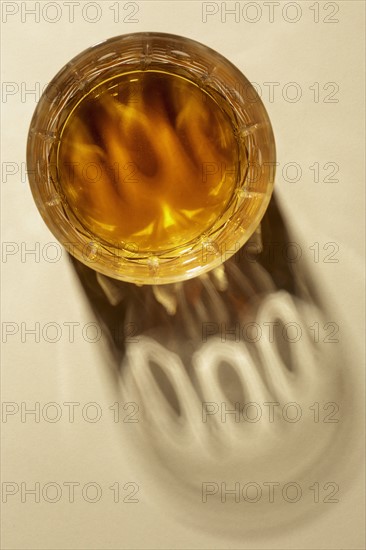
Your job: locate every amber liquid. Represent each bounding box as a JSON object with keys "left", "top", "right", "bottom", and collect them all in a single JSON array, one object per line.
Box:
[{"left": 57, "top": 70, "right": 241, "bottom": 252}]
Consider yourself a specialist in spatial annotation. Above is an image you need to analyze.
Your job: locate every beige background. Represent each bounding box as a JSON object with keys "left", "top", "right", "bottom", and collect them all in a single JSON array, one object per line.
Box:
[{"left": 1, "top": 1, "right": 365, "bottom": 549}]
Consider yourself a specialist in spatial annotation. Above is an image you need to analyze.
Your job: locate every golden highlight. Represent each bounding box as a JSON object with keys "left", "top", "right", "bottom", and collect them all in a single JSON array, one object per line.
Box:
[{"left": 57, "top": 71, "right": 239, "bottom": 251}]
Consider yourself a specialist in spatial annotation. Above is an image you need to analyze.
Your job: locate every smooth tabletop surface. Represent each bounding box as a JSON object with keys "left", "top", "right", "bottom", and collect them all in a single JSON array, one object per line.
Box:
[{"left": 1, "top": 2, "right": 365, "bottom": 549}]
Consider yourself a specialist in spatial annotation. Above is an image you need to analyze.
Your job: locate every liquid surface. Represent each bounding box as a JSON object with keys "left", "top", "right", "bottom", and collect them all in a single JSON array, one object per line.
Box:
[{"left": 57, "top": 70, "right": 239, "bottom": 252}]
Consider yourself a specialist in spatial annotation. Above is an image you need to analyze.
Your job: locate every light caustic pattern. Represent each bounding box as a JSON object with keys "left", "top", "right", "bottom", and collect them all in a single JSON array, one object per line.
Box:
[
  {"left": 113, "top": 267, "right": 361, "bottom": 534},
  {"left": 62, "top": 225, "right": 362, "bottom": 535},
  {"left": 57, "top": 70, "right": 239, "bottom": 251}
]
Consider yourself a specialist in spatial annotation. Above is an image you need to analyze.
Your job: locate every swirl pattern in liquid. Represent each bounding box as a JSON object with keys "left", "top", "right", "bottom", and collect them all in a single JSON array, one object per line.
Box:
[{"left": 57, "top": 70, "right": 240, "bottom": 252}]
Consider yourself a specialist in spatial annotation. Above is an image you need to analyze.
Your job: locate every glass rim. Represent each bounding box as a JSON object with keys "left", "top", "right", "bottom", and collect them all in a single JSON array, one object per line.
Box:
[{"left": 27, "top": 32, "right": 276, "bottom": 285}]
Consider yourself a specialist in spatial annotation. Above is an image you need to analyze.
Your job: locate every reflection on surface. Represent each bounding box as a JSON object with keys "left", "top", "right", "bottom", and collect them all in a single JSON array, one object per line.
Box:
[
  {"left": 70, "top": 194, "right": 361, "bottom": 537},
  {"left": 58, "top": 70, "right": 238, "bottom": 251}
]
